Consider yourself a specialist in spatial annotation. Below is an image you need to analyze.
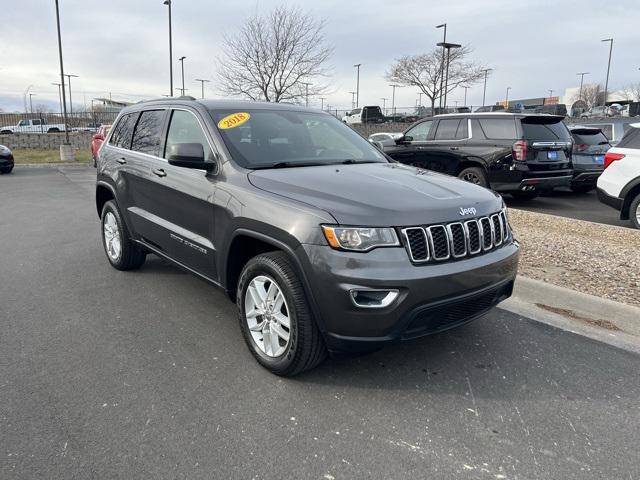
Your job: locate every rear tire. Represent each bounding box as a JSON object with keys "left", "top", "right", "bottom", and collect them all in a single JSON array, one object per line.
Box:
[
  {"left": 457, "top": 167, "right": 489, "bottom": 188},
  {"left": 511, "top": 191, "right": 539, "bottom": 200},
  {"left": 629, "top": 193, "right": 640, "bottom": 230},
  {"left": 47, "top": 128, "right": 60, "bottom": 133},
  {"left": 237, "top": 252, "right": 327, "bottom": 376},
  {"left": 100, "top": 200, "right": 146, "bottom": 270},
  {"left": 93, "top": 155, "right": 97, "bottom": 168},
  {"left": 570, "top": 185, "right": 594, "bottom": 194}
]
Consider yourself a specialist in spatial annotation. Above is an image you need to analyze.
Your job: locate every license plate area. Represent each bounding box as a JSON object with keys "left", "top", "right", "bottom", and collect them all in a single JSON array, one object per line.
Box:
[
  {"left": 594, "top": 155, "right": 604, "bottom": 164},
  {"left": 546, "top": 150, "right": 558, "bottom": 160}
]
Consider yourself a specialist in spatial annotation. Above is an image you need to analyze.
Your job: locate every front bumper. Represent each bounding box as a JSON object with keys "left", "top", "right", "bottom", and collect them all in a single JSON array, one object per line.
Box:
[{"left": 301, "top": 242, "right": 519, "bottom": 353}]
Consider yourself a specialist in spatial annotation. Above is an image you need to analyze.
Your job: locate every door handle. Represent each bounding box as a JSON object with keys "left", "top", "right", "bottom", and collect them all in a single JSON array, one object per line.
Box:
[
  {"left": 450, "top": 146, "right": 459, "bottom": 151},
  {"left": 152, "top": 168, "right": 167, "bottom": 177},
  {"left": 116, "top": 157, "right": 126, "bottom": 164}
]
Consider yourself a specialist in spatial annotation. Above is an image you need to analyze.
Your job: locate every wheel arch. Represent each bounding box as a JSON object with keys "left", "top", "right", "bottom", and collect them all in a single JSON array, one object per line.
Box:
[
  {"left": 454, "top": 157, "right": 488, "bottom": 176},
  {"left": 620, "top": 180, "right": 640, "bottom": 220},
  {"left": 96, "top": 181, "right": 116, "bottom": 218}
]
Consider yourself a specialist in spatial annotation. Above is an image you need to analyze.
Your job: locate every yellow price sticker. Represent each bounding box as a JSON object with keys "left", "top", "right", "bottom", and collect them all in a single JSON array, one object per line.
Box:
[{"left": 217, "top": 112, "right": 251, "bottom": 130}]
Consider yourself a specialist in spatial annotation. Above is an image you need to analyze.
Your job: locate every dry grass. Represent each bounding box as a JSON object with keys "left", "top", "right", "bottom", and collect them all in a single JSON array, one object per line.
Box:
[{"left": 12, "top": 148, "right": 92, "bottom": 164}]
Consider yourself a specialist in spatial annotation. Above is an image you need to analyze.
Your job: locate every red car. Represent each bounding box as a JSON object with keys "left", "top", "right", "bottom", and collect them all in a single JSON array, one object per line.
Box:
[{"left": 91, "top": 125, "right": 111, "bottom": 167}]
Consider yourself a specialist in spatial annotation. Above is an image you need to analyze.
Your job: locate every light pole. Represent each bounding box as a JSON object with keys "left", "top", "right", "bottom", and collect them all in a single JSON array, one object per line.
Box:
[
  {"left": 602, "top": 38, "right": 613, "bottom": 107},
  {"left": 389, "top": 85, "right": 399, "bottom": 115},
  {"left": 463, "top": 86, "right": 469, "bottom": 107},
  {"left": 417, "top": 92, "right": 423, "bottom": 107},
  {"left": 29, "top": 93, "right": 36, "bottom": 115},
  {"left": 163, "top": 0, "right": 173, "bottom": 96},
  {"left": 302, "top": 82, "right": 312, "bottom": 107},
  {"left": 436, "top": 23, "right": 446, "bottom": 110},
  {"left": 349, "top": 91, "right": 356, "bottom": 110},
  {"left": 577, "top": 72, "right": 590, "bottom": 101},
  {"left": 353, "top": 63, "right": 362, "bottom": 108},
  {"left": 481, "top": 68, "right": 492, "bottom": 107},
  {"left": 505, "top": 87, "right": 511, "bottom": 108},
  {"left": 178, "top": 56, "right": 186, "bottom": 96},
  {"left": 195, "top": 78, "right": 210, "bottom": 99},
  {"left": 65, "top": 73, "right": 78, "bottom": 117},
  {"left": 52, "top": 83, "right": 63, "bottom": 118},
  {"left": 436, "top": 41, "right": 461, "bottom": 110},
  {"left": 319, "top": 97, "right": 326, "bottom": 110},
  {"left": 381, "top": 97, "right": 388, "bottom": 114},
  {"left": 54, "top": 0, "right": 70, "bottom": 145}
]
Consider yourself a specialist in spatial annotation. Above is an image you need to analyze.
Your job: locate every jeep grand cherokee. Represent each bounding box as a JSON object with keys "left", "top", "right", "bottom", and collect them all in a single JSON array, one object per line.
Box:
[{"left": 95, "top": 98, "right": 519, "bottom": 376}]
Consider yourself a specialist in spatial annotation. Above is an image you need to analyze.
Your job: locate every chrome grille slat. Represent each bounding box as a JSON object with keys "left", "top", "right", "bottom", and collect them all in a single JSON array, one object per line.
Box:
[{"left": 403, "top": 210, "right": 509, "bottom": 264}]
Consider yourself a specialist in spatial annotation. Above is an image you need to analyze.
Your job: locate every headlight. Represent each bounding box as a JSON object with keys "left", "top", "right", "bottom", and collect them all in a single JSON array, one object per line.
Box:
[{"left": 321, "top": 225, "right": 400, "bottom": 252}]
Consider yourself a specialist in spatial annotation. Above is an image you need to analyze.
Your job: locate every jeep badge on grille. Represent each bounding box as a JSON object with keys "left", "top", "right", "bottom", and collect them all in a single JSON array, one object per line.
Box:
[{"left": 459, "top": 207, "right": 477, "bottom": 216}]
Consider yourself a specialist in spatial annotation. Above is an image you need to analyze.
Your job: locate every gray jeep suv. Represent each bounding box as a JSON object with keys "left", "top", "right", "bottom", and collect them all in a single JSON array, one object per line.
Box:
[{"left": 96, "top": 98, "right": 519, "bottom": 375}]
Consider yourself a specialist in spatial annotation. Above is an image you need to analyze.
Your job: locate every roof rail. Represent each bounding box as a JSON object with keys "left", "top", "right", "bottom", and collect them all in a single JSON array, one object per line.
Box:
[{"left": 135, "top": 95, "right": 197, "bottom": 104}]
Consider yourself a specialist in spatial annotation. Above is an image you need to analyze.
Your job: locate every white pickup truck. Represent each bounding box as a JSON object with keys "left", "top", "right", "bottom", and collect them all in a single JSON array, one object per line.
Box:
[{"left": 0, "top": 118, "right": 67, "bottom": 134}]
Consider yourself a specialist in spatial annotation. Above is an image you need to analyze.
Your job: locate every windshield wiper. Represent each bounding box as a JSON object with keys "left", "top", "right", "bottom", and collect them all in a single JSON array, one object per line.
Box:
[
  {"left": 337, "top": 159, "right": 380, "bottom": 165},
  {"left": 260, "top": 161, "right": 327, "bottom": 169}
]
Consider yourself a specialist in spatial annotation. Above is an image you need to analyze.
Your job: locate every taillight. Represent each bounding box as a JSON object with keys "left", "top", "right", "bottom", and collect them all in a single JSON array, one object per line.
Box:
[
  {"left": 513, "top": 140, "right": 527, "bottom": 161},
  {"left": 603, "top": 152, "right": 625, "bottom": 169}
]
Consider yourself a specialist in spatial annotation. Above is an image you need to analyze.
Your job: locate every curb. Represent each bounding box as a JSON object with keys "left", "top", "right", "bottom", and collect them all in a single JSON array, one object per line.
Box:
[
  {"left": 15, "top": 162, "right": 92, "bottom": 169},
  {"left": 502, "top": 276, "right": 640, "bottom": 354}
]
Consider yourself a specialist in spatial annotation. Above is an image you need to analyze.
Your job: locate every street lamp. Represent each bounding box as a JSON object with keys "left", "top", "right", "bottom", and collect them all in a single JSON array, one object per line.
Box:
[
  {"left": 353, "top": 64, "right": 362, "bottom": 108},
  {"left": 481, "top": 68, "right": 492, "bottom": 107},
  {"left": 436, "top": 41, "right": 462, "bottom": 110},
  {"left": 194, "top": 78, "right": 210, "bottom": 99},
  {"left": 602, "top": 38, "right": 614, "bottom": 107},
  {"left": 28, "top": 93, "right": 36, "bottom": 115},
  {"left": 577, "top": 72, "right": 590, "bottom": 101},
  {"left": 178, "top": 56, "right": 187, "bottom": 96},
  {"left": 65, "top": 73, "right": 78, "bottom": 117},
  {"left": 54, "top": 0, "right": 70, "bottom": 145},
  {"left": 417, "top": 92, "right": 423, "bottom": 107},
  {"left": 436, "top": 23, "right": 446, "bottom": 110},
  {"left": 164, "top": 0, "right": 174, "bottom": 96},
  {"left": 463, "top": 86, "right": 469, "bottom": 107},
  {"left": 381, "top": 97, "right": 388, "bottom": 114},
  {"left": 389, "top": 84, "right": 399, "bottom": 115},
  {"left": 52, "top": 83, "right": 63, "bottom": 117},
  {"left": 301, "top": 82, "right": 313, "bottom": 107},
  {"left": 319, "top": 97, "right": 326, "bottom": 110},
  {"left": 505, "top": 87, "right": 512, "bottom": 108}
]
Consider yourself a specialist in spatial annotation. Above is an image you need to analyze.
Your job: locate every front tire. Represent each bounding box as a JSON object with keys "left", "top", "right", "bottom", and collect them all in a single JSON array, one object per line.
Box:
[
  {"left": 458, "top": 166, "right": 489, "bottom": 188},
  {"left": 237, "top": 252, "right": 326, "bottom": 376},
  {"left": 629, "top": 193, "right": 640, "bottom": 230},
  {"left": 101, "top": 200, "right": 146, "bottom": 270}
]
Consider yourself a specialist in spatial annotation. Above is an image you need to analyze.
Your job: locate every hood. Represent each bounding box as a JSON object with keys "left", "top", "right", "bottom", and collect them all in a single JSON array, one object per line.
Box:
[{"left": 248, "top": 163, "right": 503, "bottom": 226}]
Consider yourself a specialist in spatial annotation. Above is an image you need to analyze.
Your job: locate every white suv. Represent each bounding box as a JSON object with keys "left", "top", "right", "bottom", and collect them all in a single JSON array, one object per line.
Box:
[{"left": 596, "top": 123, "right": 640, "bottom": 229}]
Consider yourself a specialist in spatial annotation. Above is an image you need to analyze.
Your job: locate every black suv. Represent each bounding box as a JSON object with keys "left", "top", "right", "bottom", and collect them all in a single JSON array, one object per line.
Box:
[
  {"left": 96, "top": 99, "right": 519, "bottom": 375},
  {"left": 567, "top": 126, "right": 610, "bottom": 193},
  {"left": 383, "top": 113, "right": 574, "bottom": 200}
]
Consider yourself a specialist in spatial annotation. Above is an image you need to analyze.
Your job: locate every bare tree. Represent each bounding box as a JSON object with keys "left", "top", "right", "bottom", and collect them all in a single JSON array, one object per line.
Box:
[
  {"left": 621, "top": 82, "right": 640, "bottom": 102},
  {"left": 216, "top": 6, "right": 332, "bottom": 103},
  {"left": 386, "top": 46, "right": 487, "bottom": 111},
  {"left": 571, "top": 83, "right": 603, "bottom": 109}
]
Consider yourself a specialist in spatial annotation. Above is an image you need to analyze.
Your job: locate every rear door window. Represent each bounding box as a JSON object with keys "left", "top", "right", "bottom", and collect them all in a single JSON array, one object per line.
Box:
[
  {"left": 478, "top": 118, "right": 517, "bottom": 139},
  {"left": 520, "top": 118, "right": 571, "bottom": 142},
  {"left": 617, "top": 127, "right": 640, "bottom": 149},
  {"left": 434, "top": 119, "right": 461, "bottom": 140},
  {"left": 109, "top": 113, "right": 138, "bottom": 149},
  {"left": 571, "top": 130, "right": 609, "bottom": 145},
  {"left": 131, "top": 110, "right": 166, "bottom": 157}
]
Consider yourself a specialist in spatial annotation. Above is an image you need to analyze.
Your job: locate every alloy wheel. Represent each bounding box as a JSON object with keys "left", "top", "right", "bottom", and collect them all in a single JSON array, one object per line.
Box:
[
  {"left": 103, "top": 212, "right": 122, "bottom": 261},
  {"left": 462, "top": 172, "right": 481, "bottom": 184},
  {"left": 244, "top": 275, "right": 291, "bottom": 357}
]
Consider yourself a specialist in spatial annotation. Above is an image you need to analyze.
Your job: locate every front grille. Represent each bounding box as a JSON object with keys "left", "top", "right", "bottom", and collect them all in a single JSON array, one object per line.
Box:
[{"left": 401, "top": 210, "right": 510, "bottom": 264}]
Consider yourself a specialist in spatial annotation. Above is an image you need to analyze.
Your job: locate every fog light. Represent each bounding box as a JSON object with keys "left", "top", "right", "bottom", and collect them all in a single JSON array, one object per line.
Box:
[{"left": 350, "top": 289, "right": 399, "bottom": 308}]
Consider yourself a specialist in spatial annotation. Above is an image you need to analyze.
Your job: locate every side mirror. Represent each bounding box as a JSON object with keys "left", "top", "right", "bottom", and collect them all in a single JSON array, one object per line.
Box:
[
  {"left": 167, "top": 143, "right": 215, "bottom": 172},
  {"left": 371, "top": 140, "right": 385, "bottom": 151},
  {"left": 395, "top": 135, "right": 412, "bottom": 144},
  {"left": 93, "top": 133, "right": 104, "bottom": 141}
]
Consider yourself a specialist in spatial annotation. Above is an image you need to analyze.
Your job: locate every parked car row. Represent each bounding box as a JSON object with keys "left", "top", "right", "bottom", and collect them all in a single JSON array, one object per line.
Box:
[
  {"left": 0, "top": 118, "right": 67, "bottom": 134},
  {"left": 370, "top": 112, "right": 586, "bottom": 200}
]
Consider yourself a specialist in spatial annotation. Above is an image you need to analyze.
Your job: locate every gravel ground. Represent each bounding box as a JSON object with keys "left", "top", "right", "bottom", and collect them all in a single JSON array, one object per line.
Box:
[{"left": 509, "top": 208, "right": 640, "bottom": 307}]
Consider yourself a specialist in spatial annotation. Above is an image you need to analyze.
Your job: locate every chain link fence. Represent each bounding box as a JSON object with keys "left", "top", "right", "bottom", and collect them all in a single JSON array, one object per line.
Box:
[{"left": 0, "top": 111, "right": 119, "bottom": 134}]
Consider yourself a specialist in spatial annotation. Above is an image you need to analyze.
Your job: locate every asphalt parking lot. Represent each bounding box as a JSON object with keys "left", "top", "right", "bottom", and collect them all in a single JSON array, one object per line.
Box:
[
  {"left": 1, "top": 167, "right": 639, "bottom": 479},
  {"left": 504, "top": 188, "right": 628, "bottom": 228}
]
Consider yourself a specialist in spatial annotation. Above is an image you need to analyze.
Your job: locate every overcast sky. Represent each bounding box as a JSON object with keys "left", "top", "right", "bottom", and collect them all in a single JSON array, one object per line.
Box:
[{"left": 1, "top": 0, "right": 639, "bottom": 113}]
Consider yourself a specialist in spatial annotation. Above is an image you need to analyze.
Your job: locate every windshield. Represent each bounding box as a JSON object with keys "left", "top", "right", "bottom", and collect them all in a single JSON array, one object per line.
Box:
[
  {"left": 209, "top": 109, "right": 387, "bottom": 169},
  {"left": 571, "top": 130, "right": 609, "bottom": 145}
]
